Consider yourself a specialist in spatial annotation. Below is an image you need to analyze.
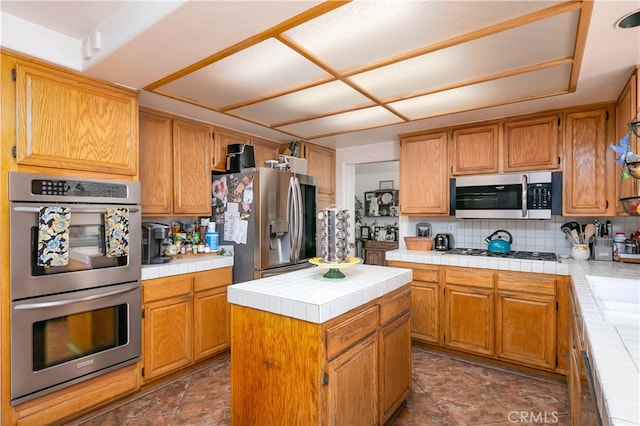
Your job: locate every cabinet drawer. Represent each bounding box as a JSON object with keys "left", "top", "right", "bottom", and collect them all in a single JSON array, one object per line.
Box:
[
  {"left": 497, "top": 272, "right": 555, "bottom": 296},
  {"left": 380, "top": 288, "right": 411, "bottom": 326},
  {"left": 445, "top": 267, "right": 494, "bottom": 289},
  {"left": 193, "top": 267, "right": 233, "bottom": 292},
  {"left": 413, "top": 268, "right": 439, "bottom": 283},
  {"left": 143, "top": 276, "right": 192, "bottom": 303},
  {"left": 326, "top": 307, "right": 378, "bottom": 360}
]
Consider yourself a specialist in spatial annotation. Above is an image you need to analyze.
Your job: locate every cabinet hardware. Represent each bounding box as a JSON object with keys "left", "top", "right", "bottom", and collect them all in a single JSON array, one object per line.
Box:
[
  {"left": 557, "top": 117, "right": 561, "bottom": 126},
  {"left": 606, "top": 111, "right": 609, "bottom": 121},
  {"left": 141, "top": 308, "right": 145, "bottom": 319},
  {"left": 11, "top": 68, "right": 16, "bottom": 81},
  {"left": 11, "top": 145, "right": 17, "bottom": 158},
  {"left": 605, "top": 200, "right": 609, "bottom": 209},
  {"left": 557, "top": 156, "right": 561, "bottom": 165},
  {"left": 141, "top": 367, "right": 145, "bottom": 377},
  {"left": 322, "top": 371, "right": 329, "bottom": 386}
]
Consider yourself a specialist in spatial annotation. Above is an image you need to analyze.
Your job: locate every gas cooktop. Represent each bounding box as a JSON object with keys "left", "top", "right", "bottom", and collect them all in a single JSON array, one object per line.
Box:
[{"left": 445, "top": 248, "right": 557, "bottom": 261}]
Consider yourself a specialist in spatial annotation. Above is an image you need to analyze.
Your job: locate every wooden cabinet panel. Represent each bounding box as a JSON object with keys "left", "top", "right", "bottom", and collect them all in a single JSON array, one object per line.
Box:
[
  {"left": 379, "top": 313, "right": 411, "bottom": 424},
  {"left": 497, "top": 272, "right": 556, "bottom": 296},
  {"left": 450, "top": 125, "right": 499, "bottom": 175},
  {"left": 443, "top": 286, "right": 494, "bottom": 356},
  {"left": 496, "top": 292, "right": 556, "bottom": 369},
  {"left": 411, "top": 282, "right": 439, "bottom": 344},
  {"left": 563, "top": 106, "right": 615, "bottom": 216},
  {"left": 143, "top": 295, "right": 193, "bottom": 381},
  {"left": 194, "top": 287, "right": 230, "bottom": 360},
  {"left": 325, "top": 334, "right": 378, "bottom": 426},
  {"left": 305, "top": 143, "right": 336, "bottom": 197},
  {"left": 172, "top": 119, "right": 212, "bottom": 215},
  {"left": 251, "top": 136, "right": 280, "bottom": 169},
  {"left": 139, "top": 109, "right": 173, "bottom": 214},
  {"left": 14, "top": 60, "right": 138, "bottom": 176},
  {"left": 379, "top": 289, "right": 411, "bottom": 325},
  {"left": 445, "top": 267, "right": 494, "bottom": 289},
  {"left": 326, "top": 306, "right": 378, "bottom": 360},
  {"left": 503, "top": 115, "right": 560, "bottom": 172},
  {"left": 212, "top": 127, "right": 251, "bottom": 171},
  {"left": 399, "top": 132, "right": 449, "bottom": 215},
  {"left": 615, "top": 69, "right": 639, "bottom": 214},
  {"left": 363, "top": 240, "right": 398, "bottom": 266}
]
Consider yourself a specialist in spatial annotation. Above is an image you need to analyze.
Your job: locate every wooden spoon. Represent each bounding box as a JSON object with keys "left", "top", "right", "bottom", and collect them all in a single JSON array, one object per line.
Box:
[
  {"left": 571, "top": 229, "right": 580, "bottom": 244},
  {"left": 583, "top": 224, "right": 596, "bottom": 243}
]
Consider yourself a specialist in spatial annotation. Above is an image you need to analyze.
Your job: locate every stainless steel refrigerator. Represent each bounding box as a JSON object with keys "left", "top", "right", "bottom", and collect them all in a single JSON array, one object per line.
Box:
[{"left": 212, "top": 167, "right": 318, "bottom": 283}]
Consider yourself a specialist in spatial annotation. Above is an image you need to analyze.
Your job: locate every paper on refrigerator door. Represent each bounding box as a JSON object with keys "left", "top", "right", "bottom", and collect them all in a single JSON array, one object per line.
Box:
[{"left": 224, "top": 202, "right": 247, "bottom": 244}]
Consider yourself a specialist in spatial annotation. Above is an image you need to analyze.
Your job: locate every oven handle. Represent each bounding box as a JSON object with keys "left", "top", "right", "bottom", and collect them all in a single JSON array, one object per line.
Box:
[
  {"left": 13, "top": 206, "right": 140, "bottom": 213},
  {"left": 14, "top": 283, "right": 139, "bottom": 310}
]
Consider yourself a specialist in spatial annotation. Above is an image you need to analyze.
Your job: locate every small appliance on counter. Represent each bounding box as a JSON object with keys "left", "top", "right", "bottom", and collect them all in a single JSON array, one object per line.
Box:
[
  {"left": 434, "top": 233, "right": 453, "bottom": 251},
  {"left": 416, "top": 222, "right": 431, "bottom": 237},
  {"left": 226, "top": 143, "right": 255, "bottom": 173},
  {"left": 142, "top": 222, "right": 171, "bottom": 264}
]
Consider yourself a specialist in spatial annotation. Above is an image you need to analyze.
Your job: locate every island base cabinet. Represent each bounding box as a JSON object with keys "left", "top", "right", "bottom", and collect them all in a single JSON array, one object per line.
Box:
[{"left": 230, "top": 285, "right": 411, "bottom": 426}]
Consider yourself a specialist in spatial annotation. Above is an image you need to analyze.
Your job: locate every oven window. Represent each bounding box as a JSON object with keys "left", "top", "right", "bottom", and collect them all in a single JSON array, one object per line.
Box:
[
  {"left": 31, "top": 224, "right": 127, "bottom": 276},
  {"left": 32, "top": 304, "right": 128, "bottom": 371}
]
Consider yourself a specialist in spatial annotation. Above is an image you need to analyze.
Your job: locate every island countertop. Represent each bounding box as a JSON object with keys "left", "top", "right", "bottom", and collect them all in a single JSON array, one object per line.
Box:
[{"left": 227, "top": 263, "right": 412, "bottom": 324}]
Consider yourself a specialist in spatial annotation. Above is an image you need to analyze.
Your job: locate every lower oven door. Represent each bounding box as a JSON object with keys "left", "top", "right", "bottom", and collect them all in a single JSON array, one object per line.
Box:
[{"left": 10, "top": 282, "right": 141, "bottom": 405}]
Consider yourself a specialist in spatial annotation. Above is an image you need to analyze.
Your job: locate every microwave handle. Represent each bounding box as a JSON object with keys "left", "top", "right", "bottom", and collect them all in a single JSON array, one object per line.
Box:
[
  {"left": 521, "top": 174, "right": 528, "bottom": 218},
  {"left": 13, "top": 206, "right": 140, "bottom": 214}
]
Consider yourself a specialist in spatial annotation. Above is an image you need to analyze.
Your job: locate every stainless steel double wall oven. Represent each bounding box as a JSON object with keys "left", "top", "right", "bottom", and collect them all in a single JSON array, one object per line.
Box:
[{"left": 8, "top": 172, "right": 142, "bottom": 405}]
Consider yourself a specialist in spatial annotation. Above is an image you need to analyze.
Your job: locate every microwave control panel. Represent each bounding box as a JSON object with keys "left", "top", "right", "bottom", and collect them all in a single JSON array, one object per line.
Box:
[{"left": 527, "top": 183, "right": 552, "bottom": 209}]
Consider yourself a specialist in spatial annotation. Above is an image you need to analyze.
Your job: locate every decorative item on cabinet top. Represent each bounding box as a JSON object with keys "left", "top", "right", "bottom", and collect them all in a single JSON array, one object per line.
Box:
[{"left": 364, "top": 189, "right": 398, "bottom": 217}]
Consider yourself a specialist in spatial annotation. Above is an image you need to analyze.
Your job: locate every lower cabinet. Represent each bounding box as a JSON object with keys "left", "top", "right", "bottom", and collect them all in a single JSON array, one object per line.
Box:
[
  {"left": 230, "top": 285, "right": 411, "bottom": 425},
  {"left": 142, "top": 267, "right": 232, "bottom": 383},
  {"left": 363, "top": 240, "right": 399, "bottom": 265}
]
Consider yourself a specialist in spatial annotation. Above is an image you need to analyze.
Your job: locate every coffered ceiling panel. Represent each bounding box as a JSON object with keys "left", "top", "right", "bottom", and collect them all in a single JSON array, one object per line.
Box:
[{"left": 146, "top": 0, "right": 594, "bottom": 141}]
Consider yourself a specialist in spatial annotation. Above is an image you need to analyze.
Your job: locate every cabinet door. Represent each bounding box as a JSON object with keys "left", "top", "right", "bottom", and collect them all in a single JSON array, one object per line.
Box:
[
  {"left": 139, "top": 109, "right": 173, "bottom": 214},
  {"left": 399, "top": 132, "right": 449, "bottom": 215},
  {"left": 325, "top": 334, "right": 378, "bottom": 426},
  {"left": 443, "top": 286, "right": 494, "bottom": 356},
  {"left": 615, "top": 72, "right": 639, "bottom": 214},
  {"left": 143, "top": 295, "right": 193, "bottom": 382},
  {"left": 305, "top": 143, "right": 336, "bottom": 197},
  {"left": 563, "top": 107, "right": 614, "bottom": 216},
  {"left": 503, "top": 115, "right": 560, "bottom": 172},
  {"left": 173, "top": 119, "right": 213, "bottom": 215},
  {"left": 379, "top": 313, "right": 411, "bottom": 424},
  {"left": 14, "top": 61, "right": 138, "bottom": 176},
  {"left": 193, "top": 287, "right": 230, "bottom": 360},
  {"left": 212, "top": 128, "right": 251, "bottom": 171},
  {"left": 411, "top": 282, "right": 439, "bottom": 344},
  {"left": 496, "top": 292, "right": 556, "bottom": 369},
  {"left": 251, "top": 137, "right": 280, "bottom": 169},
  {"left": 450, "top": 125, "right": 499, "bottom": 175},
  {"left": 364, "top": 249, "right": 385, "bottom": 266}
]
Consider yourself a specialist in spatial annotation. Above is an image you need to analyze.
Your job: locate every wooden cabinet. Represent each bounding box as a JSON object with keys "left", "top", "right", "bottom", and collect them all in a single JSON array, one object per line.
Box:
[
  {"left": 363, "top": 240, "right": 398, "bottom": 266},
  {"left": 503, "top": 115, "right": 560, "bottom": 172},
  {"left": 6, "top": 51, "right": 138, "bottom": 177},
  {"left": 399, "top": 132, "right": 449, "bottom": 215},
  {"left": 563, "top": 105, "right": 615, "bottom": 216},
  {"left": 443, "top": 267, "right": 495, "bottom": 356},
  {"left": 251, "top": 136, "right": 280, "bottom": 169},
  {"left": 615, "top": 67, "right": 639, "bottom": 214},
  {"left": 230, "top": 285, "right": 411, "bottom": 425},
  {"left": 410, "top": 265, "right": 440, "bottom": 344},
  {"left": 142, "top": 267, "right": 232, "bottom": 383},
  {"left": 304, "top": 143, "right": 336, "bottom": 210},
  {"left": 139, "top": 108, "right": 213, "bottom": 216},
  {"left": 211, "top": 127, "right": 251, "bottom": 172},
  {"left": 496, "top": 272, "right": 556, "bottom": 370},
  {"left": 450, "top": 124, "right": 499, "bottom": 175}
]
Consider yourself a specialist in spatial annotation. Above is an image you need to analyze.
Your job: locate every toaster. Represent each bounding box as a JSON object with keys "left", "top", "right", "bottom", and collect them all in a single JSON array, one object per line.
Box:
[{"left": 434, "top": 233, "right": 453, "bottom": 251}]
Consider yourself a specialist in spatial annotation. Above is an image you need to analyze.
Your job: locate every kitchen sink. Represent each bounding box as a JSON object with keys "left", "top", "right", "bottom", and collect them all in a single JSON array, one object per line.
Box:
[{"left": 585, "top": 276, "right": 640, "bottom": 327}]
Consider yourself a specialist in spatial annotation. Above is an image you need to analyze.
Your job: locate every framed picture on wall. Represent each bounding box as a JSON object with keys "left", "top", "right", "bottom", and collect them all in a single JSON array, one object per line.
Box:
[
  {"left": 360, "top": 226, "right": 370, "bottom": 239},
  {"left": 379, "top": 180, "right": 394, "bottom": 190}
]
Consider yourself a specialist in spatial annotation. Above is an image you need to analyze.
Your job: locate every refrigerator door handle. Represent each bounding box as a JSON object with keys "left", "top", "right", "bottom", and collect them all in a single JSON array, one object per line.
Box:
[
  {"left": 294, "top": 176, "right": 304, "bottom": 262},
  {"left": 288, "top": 176, "right": 299, "bottom": 261}
]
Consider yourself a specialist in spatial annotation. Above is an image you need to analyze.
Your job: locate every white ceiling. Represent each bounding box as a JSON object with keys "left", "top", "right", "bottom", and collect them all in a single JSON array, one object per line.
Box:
[{"left": 1, "top": 0, "right": 639, "bottom": 149}]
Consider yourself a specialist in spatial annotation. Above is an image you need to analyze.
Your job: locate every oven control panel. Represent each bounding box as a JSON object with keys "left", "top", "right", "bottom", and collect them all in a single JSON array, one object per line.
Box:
[{"left": 31, "top": 179, "right": 128, "bottom": 198}]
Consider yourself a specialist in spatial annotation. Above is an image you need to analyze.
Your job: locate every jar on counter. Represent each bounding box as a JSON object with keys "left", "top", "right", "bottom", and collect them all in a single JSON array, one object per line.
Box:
[{"left": 614, "top": 232, "right": 627, "bottom": 257}]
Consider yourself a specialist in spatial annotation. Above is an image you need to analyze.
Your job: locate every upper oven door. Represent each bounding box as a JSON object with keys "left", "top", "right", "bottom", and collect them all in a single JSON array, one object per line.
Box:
[{"left": 10, "top": 202, "right": 141, "bottom": 300}]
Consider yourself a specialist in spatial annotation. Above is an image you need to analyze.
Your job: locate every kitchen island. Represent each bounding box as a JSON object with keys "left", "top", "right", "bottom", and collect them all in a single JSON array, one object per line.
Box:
[
  {"left": 387, "top": 249, "right": 639, "bottom": 426},
  {"left": 227, "top": 264, "right": 413, "bottom": 425}
]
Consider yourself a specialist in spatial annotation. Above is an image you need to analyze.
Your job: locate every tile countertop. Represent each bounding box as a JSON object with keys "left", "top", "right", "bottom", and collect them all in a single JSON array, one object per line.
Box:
[
  {"left": 227, "top": 264, "right": 412, "bottom": 324},
  {"left": 141, "top": 255, "right": 233, "bottom": 280},
  {"left": 387, "top": 248, "right": 639, "bottom": 426}
]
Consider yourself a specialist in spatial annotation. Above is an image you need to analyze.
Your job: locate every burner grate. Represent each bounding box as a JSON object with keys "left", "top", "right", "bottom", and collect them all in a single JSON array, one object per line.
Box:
[{"left": 445, "top": 248, "right": 557, "bottom": 261}]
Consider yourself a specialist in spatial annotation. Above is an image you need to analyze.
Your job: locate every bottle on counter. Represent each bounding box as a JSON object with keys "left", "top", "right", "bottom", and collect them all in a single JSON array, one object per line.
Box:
[
  {"left": 613, "top": 232, "right": 627, "bottom": 259},
  {"left": 205, "top": 222, "right": 220, "bottom": 252}
]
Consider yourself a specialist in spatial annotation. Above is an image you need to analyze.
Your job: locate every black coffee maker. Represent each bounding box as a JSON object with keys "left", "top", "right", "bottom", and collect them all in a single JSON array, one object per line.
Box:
[{"left": 142, "top": 223, "right": 170, "bottom": 264}]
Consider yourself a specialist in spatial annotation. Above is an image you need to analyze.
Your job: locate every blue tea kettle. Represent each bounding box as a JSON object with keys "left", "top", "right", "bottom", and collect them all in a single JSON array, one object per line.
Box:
[{"left": 485, "top": 229, "right": 513, "bottom": 253}]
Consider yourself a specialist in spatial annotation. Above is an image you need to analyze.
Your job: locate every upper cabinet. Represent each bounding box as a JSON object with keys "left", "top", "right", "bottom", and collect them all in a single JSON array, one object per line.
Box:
[
  {"left": 304, "top": 143, "right": 336, "bottom": 210},
  {"left": 562, "top": 105, "right": 615, "bottom": 216},
  {"left": 139, "top": 108, "right": 212, "bottom": 216},
  {"left": 450, "top": 125, "right": 499, "bottom": 175},
  {"left": 250, "top": 136, "right": 280, "bottom": 170},
  {"left": 5, "top": 51, "right": 139, "bottom": 177},
  {"left": 502, "top": 115, "right": 560, "bottom": 172},
  {"left": 399, "top": 132, "right": 449, "bottom": 216},
  {"left": 615, "top": 67, "right": 639, "bottom": 215},
  {"left": 211, "top": 128, "right": 250, "bottom": 172}
]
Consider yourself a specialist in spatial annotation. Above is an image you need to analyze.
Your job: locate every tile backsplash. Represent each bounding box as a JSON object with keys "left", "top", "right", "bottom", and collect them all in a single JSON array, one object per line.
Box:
[{"left": 400, "top": 216, "right": 640, "bottom": 256}]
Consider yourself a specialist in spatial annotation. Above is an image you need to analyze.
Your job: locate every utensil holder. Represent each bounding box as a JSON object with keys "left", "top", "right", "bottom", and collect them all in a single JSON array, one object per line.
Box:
[{"left": 593, "top": 237, "right": 612, "bottom": 261}]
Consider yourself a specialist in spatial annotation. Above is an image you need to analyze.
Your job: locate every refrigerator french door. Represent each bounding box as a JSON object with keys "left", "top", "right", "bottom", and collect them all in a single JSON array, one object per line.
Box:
[{"left": 214, "top": 168, "right": 317, "bottom": 283}]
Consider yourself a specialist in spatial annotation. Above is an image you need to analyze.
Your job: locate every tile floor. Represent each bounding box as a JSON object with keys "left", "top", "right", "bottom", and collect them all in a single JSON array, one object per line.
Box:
[{"left": 71, "top": 347, "right": 570, "bottom": 425}]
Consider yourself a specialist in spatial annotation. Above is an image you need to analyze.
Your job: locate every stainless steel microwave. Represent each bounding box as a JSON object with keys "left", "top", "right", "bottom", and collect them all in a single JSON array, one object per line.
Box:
[{"left": 452, "top": 171, "right": 562, "bottom": 219}]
